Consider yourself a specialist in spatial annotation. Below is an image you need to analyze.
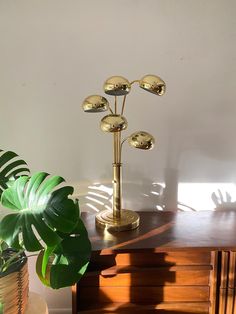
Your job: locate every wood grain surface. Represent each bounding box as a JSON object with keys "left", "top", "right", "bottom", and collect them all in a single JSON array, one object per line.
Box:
[
  {"left": 75, "top": 211, "right": 236, "bottom": 314},
  {"left": 81, "top": 210, "right": 236, "bottom": 253},
  {"left": 79, "top": 286, "right": 210, "bottom": 303}
]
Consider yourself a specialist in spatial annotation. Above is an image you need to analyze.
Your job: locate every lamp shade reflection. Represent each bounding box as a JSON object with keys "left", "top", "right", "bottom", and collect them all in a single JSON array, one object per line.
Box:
[
  {"left": 139, "top": 75, "right": 166, "bottom": 96},
  {"left": 128, "top": 131, "right": 155, "bottom": 150},
  {"left": 100, "top": 114, "right": 128, "bottom": 132},
  {"left": 104, "top": 76, "right": 131, "bottom": 96},
  {"left": 82, "top": 95, "right": 109, "bottom": 113}
]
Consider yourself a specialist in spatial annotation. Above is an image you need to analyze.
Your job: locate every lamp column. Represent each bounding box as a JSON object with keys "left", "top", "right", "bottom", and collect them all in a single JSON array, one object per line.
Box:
[{"left": 113, "top": 131, "right": 122, "bottom": 219}]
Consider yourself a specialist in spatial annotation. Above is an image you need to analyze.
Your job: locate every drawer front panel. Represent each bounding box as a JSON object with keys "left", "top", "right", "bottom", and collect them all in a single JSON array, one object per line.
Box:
[
  {"left": 92, "top": 251, "right": 211, "bottom": 268},
  {"left": 80, "top": 268, "right": 210, "bottom": 287},
  {"left": 78, "top": 302, "right": 210, "bottom": 313},
  {"left": 79, "top": 286, "right": 210, "bottom": 303}
]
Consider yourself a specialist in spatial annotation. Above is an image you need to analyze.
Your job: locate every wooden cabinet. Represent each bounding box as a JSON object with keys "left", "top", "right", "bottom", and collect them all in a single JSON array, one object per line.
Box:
[
  {"left": 217, "top": 251, "right": 236, "bottom": 313},
  {"left": 73, "top": 211, "right": 236, "bottom": 313}
]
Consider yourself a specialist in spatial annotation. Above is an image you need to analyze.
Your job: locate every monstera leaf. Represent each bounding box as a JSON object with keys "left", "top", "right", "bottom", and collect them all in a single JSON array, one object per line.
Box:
[
  {"left": 0, "top": 150, "right": 29, "bottom": 196},
  {"left": 36, "top": 220, "right": 91, "bottom": 289},
  {"left": 0, "top": 172, "right": 80, "bottom": 252}
]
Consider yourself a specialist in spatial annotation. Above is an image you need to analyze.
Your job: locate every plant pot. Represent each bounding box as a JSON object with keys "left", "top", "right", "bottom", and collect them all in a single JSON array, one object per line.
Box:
[{"left": 0, "top": 249, "right": 29, "bottom": 314}]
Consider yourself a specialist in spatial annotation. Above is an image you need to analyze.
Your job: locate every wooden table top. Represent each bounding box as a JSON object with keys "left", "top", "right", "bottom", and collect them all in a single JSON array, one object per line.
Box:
[{"left": 81, "top": 210, "right": 236, "bottom": 254}]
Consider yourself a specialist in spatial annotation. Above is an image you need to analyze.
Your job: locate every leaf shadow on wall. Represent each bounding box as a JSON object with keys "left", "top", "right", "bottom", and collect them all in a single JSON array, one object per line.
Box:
[
  {"left": 212, "top": 189, "right": 236, "bottom": 210},
  {"left": 77, "top": 166, "right": 196, "bottom": 212}
]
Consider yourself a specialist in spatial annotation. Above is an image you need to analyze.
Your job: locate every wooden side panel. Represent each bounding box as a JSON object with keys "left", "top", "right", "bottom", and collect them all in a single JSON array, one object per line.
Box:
[
  {"left": 221, "top": 251, "right": 229, "bottom": 289},
  {"left": 226, "top": 251, "right": 236, "bottom": 313},
  {"left": 229, "top": 251, "right": 236, "bottom": 288},
  {"left": 213, "top": 250, "right": 236, "bottom": 314},
  {"left": 219, "top": 251, "right": 229, "bottom": 314},
  {"left": 219, "top": 289, "right": 227, "bottom": 314},
  {"left": 79, "top": 286, "right": 210, "bottom": 303},
  {"left": 234, "top": 290, "right": 236, "bottom": 314},
  {"left": 226, "top": 288, "right": 234, "bottom": 314},
  {"left": 209, "top": 251, "right": 219, "bottom": 314}
]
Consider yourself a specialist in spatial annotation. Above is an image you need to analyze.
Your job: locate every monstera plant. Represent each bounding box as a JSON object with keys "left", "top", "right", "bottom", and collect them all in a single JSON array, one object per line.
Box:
[{"left": 0, "top": 150, "right": 91, "bottom": 296}]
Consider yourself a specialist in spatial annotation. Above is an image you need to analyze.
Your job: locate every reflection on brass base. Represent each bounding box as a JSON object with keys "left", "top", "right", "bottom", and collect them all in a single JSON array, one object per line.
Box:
[{"left": 95, "top": 209, "right": 140, "bottom": 232}]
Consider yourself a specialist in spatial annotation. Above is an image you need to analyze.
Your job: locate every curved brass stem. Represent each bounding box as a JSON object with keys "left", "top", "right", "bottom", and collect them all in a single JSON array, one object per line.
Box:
[
  {"left": 130, "top": 79, "right": 140, "bottom": 85},
  {"left": 121, "top": 136, "right": 129, "bottom": 148},
  {"left": 121, "top": 80, "right": 139, "bottom": 115},
  {"left": 121, "top": 95, "right": 127, "bottom": 115},
  {"left": 120, "top": 136, "right": 129, "bottom": 162},
  {"left": 108, "top": 105, "right": 114, "bottom": 114}
]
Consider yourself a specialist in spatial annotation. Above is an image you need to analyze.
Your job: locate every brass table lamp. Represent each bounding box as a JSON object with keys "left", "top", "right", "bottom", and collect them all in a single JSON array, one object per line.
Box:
[{"left": 82, "top": 75, "right": 166, "bottom": 231}]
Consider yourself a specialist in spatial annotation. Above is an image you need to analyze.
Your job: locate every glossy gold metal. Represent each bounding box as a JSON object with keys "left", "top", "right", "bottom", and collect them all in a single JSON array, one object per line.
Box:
[
  {"left": 95, "top": 209, "right": 140, "bottom": 232},
  {"left": 112, "top": 162, "right": 122, "bottom": 219},
  {"left": 96, "top": 131, "right": 140, "bottom": 231},
  {"left": 128, "top": 131, "right": 155, "bottom": 150},
  {"left": 100, "top": 114, "right": 128, "bottom": 133},
  {"left": 139, "top": 75, "right": 166, "bottom": 96},
  {"left": 113, "top": 132, "right": 122, "bottom": 218},
  {"left": 82, "top": 95, "right": 109, "bottom": 112},
  {"left": 104, "top": 76, "right": 131, "bottom": 96},
  {"left": 83, "top": 74, "right": 165, "bottom": 232},
  {"left": 121, "top": 95, "right": 127, "bottom": 115}
]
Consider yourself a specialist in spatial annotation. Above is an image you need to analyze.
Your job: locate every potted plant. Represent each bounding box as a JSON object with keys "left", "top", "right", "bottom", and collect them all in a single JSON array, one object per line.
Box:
[{"left": 0, "top": 149, "right": 91, "bottom": 313}]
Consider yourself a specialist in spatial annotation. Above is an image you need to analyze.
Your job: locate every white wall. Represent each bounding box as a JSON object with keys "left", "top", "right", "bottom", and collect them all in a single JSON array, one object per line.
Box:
[{"left": 0, "top": 0, "right": 236, "bottom": 312}]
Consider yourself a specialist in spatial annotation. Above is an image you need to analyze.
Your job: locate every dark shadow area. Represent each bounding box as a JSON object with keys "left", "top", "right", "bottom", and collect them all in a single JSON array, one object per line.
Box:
[
  {"left": 125, "top": 252, "right": 176, "bottom": 309},
  {"left": 77, "top": 254, "right": 117, "bottom": 310}
]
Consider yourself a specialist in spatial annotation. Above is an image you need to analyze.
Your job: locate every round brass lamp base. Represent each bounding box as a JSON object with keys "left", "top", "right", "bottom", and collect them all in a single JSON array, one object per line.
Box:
[{"left": 95, "top": 209, "right": 140, "bottom": 232}]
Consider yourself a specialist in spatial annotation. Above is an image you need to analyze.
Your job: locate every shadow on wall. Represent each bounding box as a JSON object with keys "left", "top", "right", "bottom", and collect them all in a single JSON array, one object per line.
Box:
[
  {"left": 73, "top": 166, "right": 167, "bottom": 212},
  {"left": 212, "top": 189, "right": 236, "bottom": 210},
  {"left": 72, "top": 177, "right": 236, "bottom": 214},
  {"left": 71, "top": 163, "right": 236, "bottom": 213},
  {"left": 72, "top": 167, "right": 204, "bottom": 213},
  {"left": 78, "top": 179, "right": 165, "bottom": 213}
]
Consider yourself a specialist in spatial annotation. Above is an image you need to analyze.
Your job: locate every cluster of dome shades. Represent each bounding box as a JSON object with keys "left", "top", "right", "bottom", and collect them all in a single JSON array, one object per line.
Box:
[{"left": 82, "top": 74, "right": 166, "bottom": 151}]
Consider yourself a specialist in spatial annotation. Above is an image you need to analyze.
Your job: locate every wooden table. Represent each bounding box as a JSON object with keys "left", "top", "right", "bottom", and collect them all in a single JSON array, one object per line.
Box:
[{"left": 73, "top": 210, "right": 236, "bottom": 314}]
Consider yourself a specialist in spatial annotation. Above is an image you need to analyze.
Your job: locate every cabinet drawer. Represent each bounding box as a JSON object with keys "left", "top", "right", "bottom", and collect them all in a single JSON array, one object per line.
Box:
[
  {"left": 91, "top": 251, "right": 211, "bottom": 269},
  {"left": 80, "top": 266, "right": 211, "bottom": 287},
  {"left": 79, "top": 286, "right": 210, "bottom": 303},
  {"left": 78, "top": 302, "right": 210, "bottom": 313}
]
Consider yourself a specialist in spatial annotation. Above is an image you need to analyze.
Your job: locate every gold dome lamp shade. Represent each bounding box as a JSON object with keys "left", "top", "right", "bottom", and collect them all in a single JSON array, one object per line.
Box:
[
  {"left": 139, "top": 74, "right": 166, "bottom": 96},
  {"left": 100, "top": 114, "right": 128, "bottom": 133},
  {"left": 128, "top": 131, "right": 155, "bottom": 150},
  {"left": 82, "top": 95, "right": 109, "bottom": 113},
  {"left": 104, "top": 76, "right": 131, "bottom": 96}
]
